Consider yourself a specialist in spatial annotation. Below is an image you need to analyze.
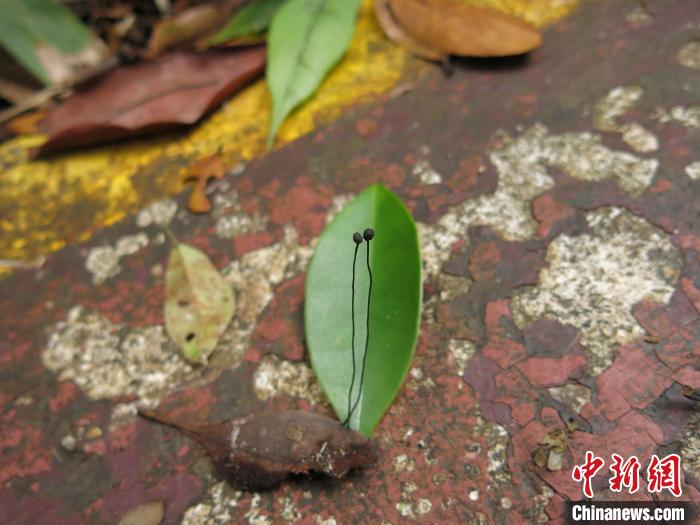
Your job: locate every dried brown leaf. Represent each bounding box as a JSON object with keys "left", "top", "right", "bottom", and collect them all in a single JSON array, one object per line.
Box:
[
  {"left": 373, "top": 0, "right": 442, "bottom": 61},
  {"left": 139, "top": 409, "right": 377, "bottom": 490},
  {"left": 387, "top": 0, "right": 542, "bottom": 58},
  {"left": 36, "top": 47, "right": 265, "bottom": 156},
  {"left": 147, "top": 4, "right": 223, "bottom": 59},
  {"left": 183, "top": 154, "right": 226, "bottom": 214}
]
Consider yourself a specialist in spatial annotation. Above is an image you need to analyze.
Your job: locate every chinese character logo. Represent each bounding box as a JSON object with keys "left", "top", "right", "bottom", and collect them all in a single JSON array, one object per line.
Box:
[
  {"left": 609, "top": 453, "right": 640, "bottom": 494},
  {"left": 572, "top": 451, "right": 606, "bottom": 498},
  {"left": 647, "top": 454, "right": 682, "bottom": 497}
]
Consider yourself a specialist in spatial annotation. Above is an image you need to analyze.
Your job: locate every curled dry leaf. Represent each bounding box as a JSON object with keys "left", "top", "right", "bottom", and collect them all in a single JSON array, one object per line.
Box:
[
  {"left": 139, "top": 409, "right": 377, "bottom": 490},
  {"left": 183, "top": 154, "right": 226, "bottom": 214},
  {"left": 382, "top": 0, "right": 542, "bottom": 59},
  {"left": 164, "top": 240, "right": 234, "bottom": 364},
  {"left": 117, "top": 500, "right": 164, "bottom": 525},
  {"left": 373, "top": 0, "right": 441, "bottom": 61},
  {"left": 37, "top": 47, "right": 266, "bottom": 156}
]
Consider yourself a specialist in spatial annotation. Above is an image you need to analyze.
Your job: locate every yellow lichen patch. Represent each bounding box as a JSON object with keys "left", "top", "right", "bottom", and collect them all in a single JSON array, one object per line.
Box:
[{"left": 0, "top": 0, "right": 578, "bottom": 276}]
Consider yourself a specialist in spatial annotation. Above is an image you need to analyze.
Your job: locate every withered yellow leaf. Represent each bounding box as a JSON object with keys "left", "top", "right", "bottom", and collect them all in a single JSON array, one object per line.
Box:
[{"left": 164, "top": 242, "right": 234, "bottom": 364}]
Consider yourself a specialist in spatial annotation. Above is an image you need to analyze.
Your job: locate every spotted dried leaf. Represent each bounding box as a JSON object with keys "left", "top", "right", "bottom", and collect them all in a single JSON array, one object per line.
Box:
[
  {"left": 139, "top": 409, "right": 377, "bottom": 490},
  {"left": 164, "top": 241, "right": 234, "bottom": 364},
  {"left": 387, "top": 0, "right": 542, "bottom": 58}
]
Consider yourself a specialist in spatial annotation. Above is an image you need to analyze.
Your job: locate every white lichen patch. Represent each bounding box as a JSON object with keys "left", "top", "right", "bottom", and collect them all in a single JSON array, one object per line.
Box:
[
  {"left": 135, "top": 198, "right": 177, "bottom": 228},
  {"left": 677, "top": 41, "right": 700, "bottom": 69},
  {"left": 277, "top": 496, "right": 301, "bottom": 522},
  {"left": 594, "top": 86, "right": 644, "bottom": 132},
  {"left": 412, "top": 160, "right": 443, "bottom": 185},
  {"left": 212, "top": 189, "right": 267, "bottom": 239},
  {"left": 548, "top": 384, "right": 592, "bottom": 414},
  {"left": 473, "top": 416, "right": 510, "bottom": 484},
  {"left": 42, "top": 306, "right": 194, "bottom": 404},
  {"left": 621, "top": 123, "right": 658, "bottom": 153},
  {"left": 245, "top": 493, "right": 273, "bottom": 525},
  {"left": 393, "top": 453, "right": 416, "bottom": 472},
  {"left": 448, "top": 339, "right": 475, "bottom": 376},
  {"left": 396, "top": 483, "right": 431, "bottom": 518},
  {"left": 85, "top": 232, "right": 149, "bottom": 284},
  {"left": 593, "top": 86, "right": 659, "bottom": 152},
  {"left": 313, "top": 516, "right": 337, "bottom": 525},
  {"left": 418, "top": 123, "right": 658, "bottom": 278},
  {"left": 681, "top": 412, "right": 700, "bottom": 479},
  {"left": 182, "top": 482, "right": 242, "bottom": 525},
  {"left": 685, "top": 161, "right": 700, "bottom": 180},
  {"left": 437, "top": 273, "right": 471, "bottom": 301},
  {"left": 253, "top": 355, "right": 324, "bottom": 404},
  {"left": 512, "top": 207, "right": 681, "bottom": 374},
  {"left": 218, "top": 225, "right": 312, "bottom": 366},
  {"left": 532, "top": 484, "right": 555, "bottom": 524},
  {"left": 653, "top": 106, "right": 700, "bottom": 128}
]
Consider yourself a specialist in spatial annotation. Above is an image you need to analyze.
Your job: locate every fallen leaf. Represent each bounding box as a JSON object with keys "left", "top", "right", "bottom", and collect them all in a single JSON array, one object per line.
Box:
[
  {"left": 386, "top": 0, "right": 542, "bottom": 58},
  {"left": 164, "top": 239, "right": 234, "bottom": 364},
  {"left": 183, "top": 154, "right": 226, "bottom": 214},
  {"left": 305, "top": 185, "right": 422, "bottom": 436},
  {"left": 266, "top": 0, "right": 362, "bottom": 147},
  {"left": 0, "top": 0, "right": 108, "bottom": 85},
  {"left": 37, "top": 47, "right": 266, "bottom": 156},
  {"left": 373, "top": 0, "right": 441, "bottom": 61},
  {"left": 118, "top": 500, "right": 164, "bottom": 525},
  {"left": 209, "top": 0, "right": 287, "bottom": 45},
  {"left": 139, "top": 408, "right": 377, "bottom": 490},
  {"left": 147, "top": 4, "right": 221, "bottom": 58},
  {"left": 6, "top": 110, "right": 45, "bottom": 135}
]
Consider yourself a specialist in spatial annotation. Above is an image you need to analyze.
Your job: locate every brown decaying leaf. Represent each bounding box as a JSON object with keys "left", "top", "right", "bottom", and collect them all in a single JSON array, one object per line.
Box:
[
  {"left": 36, "top": 47, "right": 266, "bottom": 156},
  {"left": 373, "top": 0, "right": 442, "bottom": 61},
  {"left": 139, "top": 409, "right": 377, "bottom": 490},
  {"left": 118, "top": 500, "right": 164, "bottom": 525},
  {"left": 183, "top": 154, "right": 226, "bottom": 214},
  {"left": 385, "top": 0, "right": 542, "bottom": 58},
  {"left": 146, "top": 4, "right": 225, "bottom": 59}
]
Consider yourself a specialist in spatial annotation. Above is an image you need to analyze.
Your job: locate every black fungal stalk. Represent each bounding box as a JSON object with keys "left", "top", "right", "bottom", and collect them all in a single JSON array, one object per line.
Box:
[
  {"left": 343, "top": 232, "right": 363, "bottom": 428},
  {"left": 344, "top": 228, "right": 374, "bottom": 427}
]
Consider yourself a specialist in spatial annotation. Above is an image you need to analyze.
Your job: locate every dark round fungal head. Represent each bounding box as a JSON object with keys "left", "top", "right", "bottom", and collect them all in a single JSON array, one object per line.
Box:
[
  {"left": 363, "top": 228, "right": 374, "bottom": 241},
  {"left": 353, "top": 232, "right": 362, "bottom": 244}
]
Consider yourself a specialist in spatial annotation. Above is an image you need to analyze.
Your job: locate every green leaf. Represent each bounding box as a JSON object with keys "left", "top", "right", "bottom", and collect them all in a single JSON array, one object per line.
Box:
[
  {"left": 305, "top": 185, "right": 422, "bottom": 436},
  {"left": 0, "top": 0, "right": 93, "bottom": 85},
  {"left": 164, "top": 242, "right": 235, "bottom": 364},
  {"left": 266, "top": 0, "right": 362, "bottom": 147},
  {"left": 209, "top": 0, "right": 287, "bottom": 45}
]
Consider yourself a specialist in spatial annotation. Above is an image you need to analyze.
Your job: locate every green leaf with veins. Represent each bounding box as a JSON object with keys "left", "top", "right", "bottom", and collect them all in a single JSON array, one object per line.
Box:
[
  {"left": 266, "top": 0, "right": 362, "bottom": 147},
  {"left": 209, "top": 0, "right": 287, "bottom": 45},
  {"left": 305, "top": 185, "right": 422, "bottom": 436}
]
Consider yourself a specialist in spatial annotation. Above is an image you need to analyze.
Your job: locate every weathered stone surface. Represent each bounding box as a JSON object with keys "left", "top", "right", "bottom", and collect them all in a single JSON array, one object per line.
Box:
[{"left": 1, "top": 1, "right": 700, "bottom": 523}]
